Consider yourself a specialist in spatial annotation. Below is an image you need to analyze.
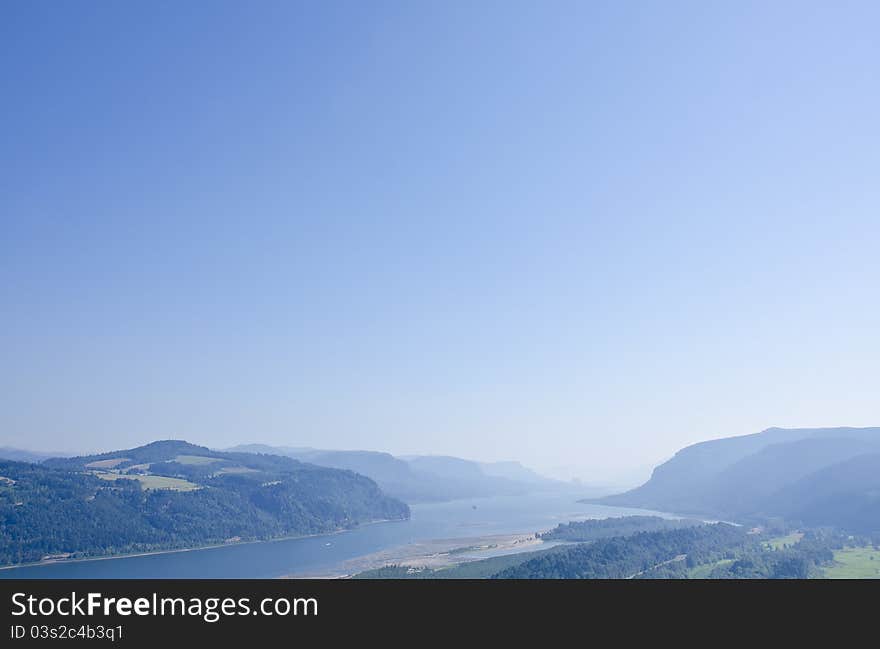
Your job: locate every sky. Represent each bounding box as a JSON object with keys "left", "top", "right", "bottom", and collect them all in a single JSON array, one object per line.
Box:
[{"left": 2, "top": 1, "right": 878, "bottom": 484}]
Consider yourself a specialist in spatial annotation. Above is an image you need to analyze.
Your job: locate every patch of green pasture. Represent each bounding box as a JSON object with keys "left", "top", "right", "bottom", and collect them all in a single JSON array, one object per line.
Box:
[
  {"left": 823, "top": 547, "right": 880, "bottom": 579},
  {"left": 214, "top": 466, "right": 260, "bottom": 475},
  {"left": 173, "top": 455, "right": 221, "bottom": 465},
  {"left": 766, "top": 532, "right": 804, "bottom": 550},
  {"left": 85, "top": 458, "right": 130, "bottom": 469},
  {"left": 687, "top": 558, "right": 734, "bottom": 579},
  {"left": 94, "top": 472, "right": 199, "bottom": 491}
]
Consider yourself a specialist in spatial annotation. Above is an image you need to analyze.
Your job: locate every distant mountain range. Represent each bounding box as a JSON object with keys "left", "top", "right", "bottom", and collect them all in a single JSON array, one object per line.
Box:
[
  {"left": 8, "top": 426, "right": 878, "bottom": 544},
  {"left": 226, "top": 444, "right": 568, "bottom": 503},
  {"left": 597, "top": 427, "right": 880, "bottom": 533},
  {"left": 0, "top": 447, "right": 68, "bottom": 463},
  {"left": 1, "top": 441, "right": 571, "bottom": 505},
  {"left": 0, "top": 440, "right": 408, "bottom": 566}
]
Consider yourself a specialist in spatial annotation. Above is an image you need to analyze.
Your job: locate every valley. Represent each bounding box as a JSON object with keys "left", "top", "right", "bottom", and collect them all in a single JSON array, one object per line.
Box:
[{"left": 2, "top": 426, "right": 879, "bottom": 579}]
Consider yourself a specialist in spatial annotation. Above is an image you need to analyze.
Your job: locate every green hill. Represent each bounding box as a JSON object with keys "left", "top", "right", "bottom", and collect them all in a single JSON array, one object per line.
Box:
[
  {"left": 0, "top": 440, "right": 408, "bottom": 566},
  {"left": 228, "top": 444, "right": 566, "bottom": 503}
]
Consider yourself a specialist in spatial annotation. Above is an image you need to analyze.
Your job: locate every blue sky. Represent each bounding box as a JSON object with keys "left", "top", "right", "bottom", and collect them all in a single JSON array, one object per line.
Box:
[{"left": 2, "top": 1, "right": 878, "bottom": 483}]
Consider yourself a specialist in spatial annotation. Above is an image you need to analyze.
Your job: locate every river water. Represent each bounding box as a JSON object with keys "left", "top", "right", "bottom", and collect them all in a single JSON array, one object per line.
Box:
[{"left": 0, "top": 492, "right": 677, "bottom": 579}]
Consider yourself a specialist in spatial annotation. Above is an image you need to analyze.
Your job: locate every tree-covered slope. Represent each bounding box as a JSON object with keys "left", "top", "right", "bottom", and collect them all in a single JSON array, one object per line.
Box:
[
  {"left": 227, "top": 444, "right": 563, "bottom": 503},
  {"left": 494, "top": 524, "right": 750, "bottom": 579},
  {"left": 0, "top": 447, "right": 67, "bottom": 463},
  {"left": 228, "top": 445, "right": 442, "bottom": 502},
  {"left": 763, "top": 453, "right": 880, "bottom": 534},
  {"left": 597, "top": 427, "right": 880, "bottom": 530},
  {"left": 539, "top": 515, "right": 702, "bottom": 542},
  {"left": 703, "top": 437, "right": 880, "bottom": 517},
  {"left": 0, "top": 441, "right": 409, "bottom": 566}
]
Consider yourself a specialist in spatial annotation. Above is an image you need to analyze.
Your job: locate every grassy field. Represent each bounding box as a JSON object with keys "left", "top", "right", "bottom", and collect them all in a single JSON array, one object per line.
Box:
[
  {"left": 823, "top": 547, "right": 880, "bottom": 579},
  {"left": 95, "top": 472, "right": 200, "bottom": 491},
  {"left": 766, "top": 532, "right": 804, "bottom": 550},
  {"left": 214, "top": 466, "right": 259, "bottom": 475},
  {"left": 85, "top": 458, "right": 130, "bottom": 469},
  {"left": 173, "top": 455, "right": 221, "bottom": 465},
  {"left": 688, "top": 558, "right": 734, "bottom": 579}
]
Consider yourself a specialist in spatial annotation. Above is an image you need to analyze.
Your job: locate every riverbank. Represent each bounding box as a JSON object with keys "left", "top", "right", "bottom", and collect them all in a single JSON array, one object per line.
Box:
[
  {"left": 286, "top": 531, "right": 556, "bottom": 578},
  {"left": 0, "top": 517, "right": 399, "bottom": 572},
  {"left": 1, "top": 494, "right": 682, "bottom": 579}
]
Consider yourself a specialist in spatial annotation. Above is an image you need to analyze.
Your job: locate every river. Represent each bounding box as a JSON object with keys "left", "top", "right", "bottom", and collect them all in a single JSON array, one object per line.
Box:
[{"left": 0, "top": 492, "right": 677, "bottom": 579}]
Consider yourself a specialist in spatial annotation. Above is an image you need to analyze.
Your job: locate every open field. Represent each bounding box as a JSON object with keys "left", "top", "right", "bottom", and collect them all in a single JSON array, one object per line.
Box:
[
  {"left": 94, "top": 473, "right": 200, "bottom": 491},
  {"left": 85, "top": 458, "right": 129, "bottom": 469},
  {"left": 823, "top": 547, "right": 880, "bottom": 579},
  {"left": 688, "top": 558, "right": 734, "bottom": 579},
  {"left": 214, "top": 466, "right": 259, "bottom": 475},
  {"left": 766, "top": 532, "right": 804, "bottom": 550},
  {"left": 173, "top": 455, "right": 221, "bottom": 465}
]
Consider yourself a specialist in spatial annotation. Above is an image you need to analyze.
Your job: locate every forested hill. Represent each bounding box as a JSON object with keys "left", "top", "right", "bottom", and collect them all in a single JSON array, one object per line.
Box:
[
  {"left": 494, "top": 524, "right": 750, "bottom": 579},
  {"left": 0, "top": 447, "right": 64, "bottom": 463},
  {"left": 355, "top": 519, "right": 856, "bottom": 580},
  {"left": 538, "top": 516, "right": 702, "bottom": 542},
  {"left": 596, "top": 427, "right": 880, "bottom": 533},
  {"left": 0, "top": 440, "right": 409, "bottom": 566},
  {"left": 228, "top": 444, "right": 568, "bottom": 504}
]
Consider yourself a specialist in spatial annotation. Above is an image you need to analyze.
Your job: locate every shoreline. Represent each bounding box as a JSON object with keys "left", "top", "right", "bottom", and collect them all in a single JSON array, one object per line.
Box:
[
  {"left": 0, "top": 517, "right": 404, "bottom": 572},
  {"left": 285, "top": 530, "right": 560, "bottom": 579},
  {"left": 1, "top": 497, "right": 685, "bottom": 577}
]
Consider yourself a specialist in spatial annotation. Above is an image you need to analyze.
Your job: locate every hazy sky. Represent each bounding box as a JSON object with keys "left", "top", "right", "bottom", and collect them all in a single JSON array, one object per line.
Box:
[{"left": 2, "top": 1, "right": 878, "bottom": 483}]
